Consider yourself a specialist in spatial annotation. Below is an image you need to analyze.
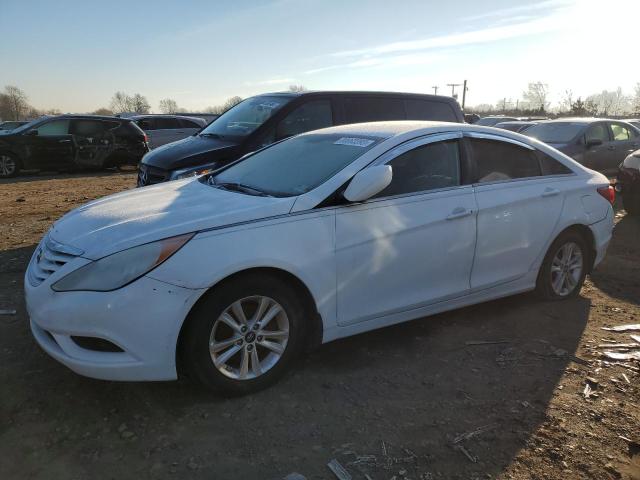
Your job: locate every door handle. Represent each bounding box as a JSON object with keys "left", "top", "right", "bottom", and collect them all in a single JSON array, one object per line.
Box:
[
  {"left": 542, "top": 187, "right": 560, "bottom": 197},
  {"left": 607, "top": 145, "right": 616, "bottom": 151},
  {"left": 58, "top": 139, "right": 71, "bottom": 143},
  {"left": 446, "top": 207, "right": 473, "bottom": 220}
]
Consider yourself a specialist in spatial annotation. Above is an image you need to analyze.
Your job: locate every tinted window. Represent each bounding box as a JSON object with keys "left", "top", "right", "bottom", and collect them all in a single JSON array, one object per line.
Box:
[
  {"left": 538, "top": 152, "right": 572, "bottom": 175},
  {"left": 213, "top": 133, "right": 382, "bottom": 197},
  {"left": 405, "top": 99, "right": 457, "bottom": 122},
  {"left": 585, "top": 123, "right": 609, "bottom": 143},
  {"left": 276, "top": 100, "right": 333, "bottom": 139},
  {"left": 71, "top": 120, "right": 113, "bottom": 136},
  {"left": 344, "top": 97, "right": 405, "bottom": 123},
  {"left": 178, "top": 118, "right": 202, "bottom": 129},
  {"left": 155, "top": 117, "right": 181, "bottom": 129},
  {"left": 34, "top": 119, "right": 70, "bottom": 136},
  {"left": 611, "top": 123, "right": 632, "bottom": 141},
  {"left": 375, "top": 140, "right": 460, "bottom": 198},
  {"left": 470, "top": 138, "right": 541, "bottom": 183},
  {"left": 525, "top": 122, "right": 585, "bottom": 143},
  {"left": 136, "top": 118, "right": 156, "bottom": 130}
]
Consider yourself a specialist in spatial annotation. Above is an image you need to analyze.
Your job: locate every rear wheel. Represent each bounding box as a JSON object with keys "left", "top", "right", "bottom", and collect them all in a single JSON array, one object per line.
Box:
[
  {"left": 0, "top": 153, "right": 19, "bottom": 178},
  {"left": 536, "top": 231, "right": 588, "bottom": 300},
  {"left": 622, "top": 190, "right": 640, "bottom": 216},
  {"left": 181, "top": 274, "right": 307, "bottom": 395}
]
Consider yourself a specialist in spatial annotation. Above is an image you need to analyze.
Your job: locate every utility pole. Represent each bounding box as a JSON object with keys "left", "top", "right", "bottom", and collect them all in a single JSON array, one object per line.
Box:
[
  {"left": 432, "top": 86, "right": 439, "bottom": 95},
  {"left": 447, "top": 83, "right": 462, "bottom": 98},
  {"left": 502, "top": 97, "right": 507, "bottom": 112},
  {"left": 461, "top": 79, "right": 468, "bottom": 110}
]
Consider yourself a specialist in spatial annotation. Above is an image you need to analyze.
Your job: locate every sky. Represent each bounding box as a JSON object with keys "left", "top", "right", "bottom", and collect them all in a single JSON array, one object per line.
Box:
[{"left": 1, "top": 0, "right": 639, "bottom": 113}]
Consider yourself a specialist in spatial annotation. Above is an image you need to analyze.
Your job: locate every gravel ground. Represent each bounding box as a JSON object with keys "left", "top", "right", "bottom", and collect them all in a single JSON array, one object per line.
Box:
[{"left": 0, "top": 171, "right": 639, "bottom": 480}]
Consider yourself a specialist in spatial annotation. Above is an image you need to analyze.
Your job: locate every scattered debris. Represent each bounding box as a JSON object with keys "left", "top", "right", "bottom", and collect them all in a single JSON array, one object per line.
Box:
[
  {"left": 622, "top": 373, "right": 631, "bottom": 384},
  {"left": 454, "top": 444, "right": 477, "bottom": 463},
  {"left": 603, "top": 351, "right": 640, "bottom": 361},
  {"left": 283, "top": 473, "right": 307, "bottom": 480},
  {"left": 597, "top": 343, "right": 640, "bottom": 349},
  {"left": 583, "top": 383, "right": 596, "bottom": 399},
  {"left": 602, "top": 324, "right": 640, "bottom": 332},
  {"left": 631, "top": 334, "right": 640, "bottom": 344},
  {"left": 0, "top": 309, "right": 16, "bottom": 315},
  {"left": 465, "top": 340, "right": 509, "bottom": 346},
  {"left": 327, "top": 459, "right": 352, "bottom": 480},
  {"left": 452, "top": 424, "right": 496, "bottom": 444}
]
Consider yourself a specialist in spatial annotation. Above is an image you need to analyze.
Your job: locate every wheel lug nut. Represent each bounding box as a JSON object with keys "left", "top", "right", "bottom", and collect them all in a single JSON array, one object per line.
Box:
[
  {"left": 253, "top": 323, "right": 260, "bottom": 330},
  {"left": 257, "top": 336, "right": 263, "bottom": 342},
  {"left": 247, "top": 344, "right": 253, "bottom": 351},
  {"left": 241, "top": 326, "right": 247, "bottom": 333}
]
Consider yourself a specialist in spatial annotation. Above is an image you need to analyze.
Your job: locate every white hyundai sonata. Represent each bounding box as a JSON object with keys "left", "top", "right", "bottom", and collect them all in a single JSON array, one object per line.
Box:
[{"left": 25, "top": 121, "right": 614, "bottom": 394}]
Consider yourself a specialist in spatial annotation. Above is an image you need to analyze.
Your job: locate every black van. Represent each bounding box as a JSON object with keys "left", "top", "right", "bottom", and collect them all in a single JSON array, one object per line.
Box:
[{"left": 137, "top": 91, "right": 464, "bottom": 186}]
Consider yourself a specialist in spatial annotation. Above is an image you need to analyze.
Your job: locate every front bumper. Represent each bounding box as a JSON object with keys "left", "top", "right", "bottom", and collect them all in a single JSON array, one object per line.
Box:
[{"left": 25, "top": 273, "right": 205, "bottom": 381}]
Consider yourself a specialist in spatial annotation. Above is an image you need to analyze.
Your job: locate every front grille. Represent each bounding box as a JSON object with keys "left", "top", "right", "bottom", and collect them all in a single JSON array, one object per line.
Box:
[
  {"left": 28, "top": 235, "right": 83, "bottom": 286},
  {"left": 137, "top": 164, "right": 168, "bottom": 186}
]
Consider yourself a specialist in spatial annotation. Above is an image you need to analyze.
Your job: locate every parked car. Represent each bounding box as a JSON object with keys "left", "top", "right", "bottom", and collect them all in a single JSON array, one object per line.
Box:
[
  {"left": 132, "top": 115, "right": 207, "bottom": 149},
  {"left": 475, "top": 116, "right": 518, "bottom": 127},
  {"left": 523, "top": 118, "right": 640, "bottom": 174},
  {"left": 0, "top": 121, "right": 28, "bottom": 131},
  {"left": 25, "top": 121, "right": 614, "bottom": 394},
  {"left": 624, "top": 119, "right": 640, "bottom": 130},
  {"left": 494, "top": 121, "right": 538, "bottom": 132},
  {"left": 136, "top": 91, "right": 465, "bottom": 186},
  {"left": 464, "top": 113, "right": 480, "bottom": 124},
  {"left": 0, "top": 115, "right": 148, "bottom": 178},
  {"left": 616, "top": 148, "right": 640, "bottom": 215}
]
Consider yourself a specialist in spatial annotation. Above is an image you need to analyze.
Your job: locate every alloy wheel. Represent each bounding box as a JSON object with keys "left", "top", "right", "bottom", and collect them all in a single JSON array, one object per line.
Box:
[
  {"left": 0, "top": 155, "right": 16, "bottom": 177},
  {"left": 550, "top": 241, "right": 583, "bottom": 296},
  {"left": 209, "top": 295, "right": 289, "bottom": 380}
]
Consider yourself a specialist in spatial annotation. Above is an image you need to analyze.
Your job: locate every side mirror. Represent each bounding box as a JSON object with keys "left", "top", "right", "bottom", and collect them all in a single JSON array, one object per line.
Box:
[
  {"left": 343, "top": 165, "right": 392, "bottom": 202},
  {"left": 586, "top": 138, "right": 603, "bottom": 148},
  {"left": 26, "top": 129, "right": 38, "bottom": 136}
]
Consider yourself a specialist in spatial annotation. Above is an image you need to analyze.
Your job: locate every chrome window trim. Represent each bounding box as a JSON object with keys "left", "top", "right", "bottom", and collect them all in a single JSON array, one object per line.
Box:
[
  {"left": 370, "top": 132, "right": 463, "bottom": 167},
  {"left": 464, "top": 131, "right": 536, "bottom": 150}
]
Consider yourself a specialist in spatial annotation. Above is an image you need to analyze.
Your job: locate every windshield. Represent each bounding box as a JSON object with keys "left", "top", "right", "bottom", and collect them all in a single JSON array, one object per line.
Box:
[
  {"left": 209, "top": 133, "right": 383, "bottom": 197},
  {"left": 199, "top": 95, "right": 291, "bottom": 139},
  {"left": 11, "top": 118, "right": 43, "bottom": 134},
  {"left": 524, "top": 122, "right": 584, "bottom": 143}
]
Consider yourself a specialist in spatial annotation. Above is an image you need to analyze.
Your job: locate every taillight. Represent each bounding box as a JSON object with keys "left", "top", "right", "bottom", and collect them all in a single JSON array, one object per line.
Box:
[
  {"left": 143, "top": 133, "right": 149, "bottom": 143},
  {"left": 597, "top": 185, "right": 615, "bottom": 205}
]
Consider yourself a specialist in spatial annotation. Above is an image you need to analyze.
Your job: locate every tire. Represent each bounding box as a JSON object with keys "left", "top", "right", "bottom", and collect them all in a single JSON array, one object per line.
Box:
[
  {"left": 181, "top": 273, "right": 307, "bottom": 395},
  {"left": 536, "top": 231, "right": 589, "bottom": 301},
  {"left": 622, "top": 190, "right": 640, "bottom": 216},
  {"left": 0, "top": 153, "right": 20, "bottom": 178}
]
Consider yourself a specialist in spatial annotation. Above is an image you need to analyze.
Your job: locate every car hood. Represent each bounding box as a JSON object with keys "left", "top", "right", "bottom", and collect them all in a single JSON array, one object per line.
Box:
[
  {"left": 49, "top": 179, "right": 296, "bottom": 259},
  {"left": 141, "top": 134, "right": 241, "bottom": 170}
]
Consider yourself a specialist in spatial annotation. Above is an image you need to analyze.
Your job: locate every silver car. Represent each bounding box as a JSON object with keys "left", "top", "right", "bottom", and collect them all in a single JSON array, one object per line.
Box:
[{"left": 132, "top": 115, "right": 207, "bottom": 149}]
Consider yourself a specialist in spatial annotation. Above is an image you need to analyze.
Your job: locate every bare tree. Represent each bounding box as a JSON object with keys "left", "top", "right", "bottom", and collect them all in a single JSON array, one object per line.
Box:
[
  {"left": 289, "top": 84, "right": 307, "bottom": 93},
  {"left": 93, "top": 107, "right": 114, "bottom": 116},
  {"left": 560, "top": 89, "right": 574, "bottom": 113},
  {"left": 110, "top": 91, "right": 132, "bottom": 114},
  {"left": 204, "top": 96, "right": 243, "bottom": 114},
  {"left": 130, "top": 93, "right": 150, "bottom": 114},
  {"left": 3, "top": 86, "right": 29, "bottom": 120},
  {"left": 634, "top": 83, "right": 640, "bottom": 115},
  {"left": 584, "top": 89, "right": 631, "bottom": 116},
  {"left": 522, "top": 82, "right": 549, "bottom": 112},
  {"left": 159, "top": 98, "right": 179, "bottom": 114}
]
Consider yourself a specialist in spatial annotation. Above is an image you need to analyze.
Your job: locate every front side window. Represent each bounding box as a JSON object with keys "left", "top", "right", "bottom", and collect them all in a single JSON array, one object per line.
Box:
[
  {"left": 211, "top": 133, "right": 382, "bottom": 197},
  {"left": 276, "top": 100, "right": 333, "bottom": 139},
  {"left": 200, "top": 95, "right": 291, "bottom": 139},
  {"left": 470, "top": 138, "right": 541, "bottom": 183},
  {"left": 155, "top": 117, "right": 181, "bottom": 130},
  {"left": 374, "top": 140, "right": 460, "bottom": 198},
  {"left": 611, "top": 123, "right": 632, "bottom": 141},
  {"left": 34, "top": 119, "right": 70, "bottom": 136},
  {"left": 585, "top": 123, "right": 609, "bottom": 143}
]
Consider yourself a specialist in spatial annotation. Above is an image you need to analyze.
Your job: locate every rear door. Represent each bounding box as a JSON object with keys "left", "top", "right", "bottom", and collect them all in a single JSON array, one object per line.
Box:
[
  {"left": 335, "top": 134, "right": 477, "bottom": 325},
  {"left": 467, "top": 134, "right": 565, "bottom": 289},
  {"left": 27, "top": 119, "right": 74, "bottom": 168},
  {"left": 583, "top": 122, "right": 614, "bottom": 172},
  {"left": 70, "top": 119, "right": 118, "bottom": 167}
]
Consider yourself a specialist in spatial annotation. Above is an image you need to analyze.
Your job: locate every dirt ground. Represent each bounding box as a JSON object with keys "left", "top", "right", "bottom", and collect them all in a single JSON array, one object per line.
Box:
[{"left": 0, "top": 171, "right": 639, "bottom": 480}]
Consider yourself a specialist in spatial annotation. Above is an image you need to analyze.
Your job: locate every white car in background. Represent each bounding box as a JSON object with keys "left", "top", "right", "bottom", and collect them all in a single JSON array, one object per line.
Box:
[
  {"left": 25, "top": 122, "right": 614, "bottom": 395},
  {"left": 132, "top": 115, "right": 207, "bottom": 149}
]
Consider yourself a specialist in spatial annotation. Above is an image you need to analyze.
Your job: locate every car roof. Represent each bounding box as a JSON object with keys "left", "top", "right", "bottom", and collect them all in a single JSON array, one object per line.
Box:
[
  {"left": 131, "top": 114, "right": 205, "bottom": 121},
  {"left": 262, "top": 90, "right": 458, "bottom": 103},
  {"left": 542, "top": 117, "right": 631, "bottom": 124},
  {"left": 43, "top": 114, "right": 130, "bottom": 122}
]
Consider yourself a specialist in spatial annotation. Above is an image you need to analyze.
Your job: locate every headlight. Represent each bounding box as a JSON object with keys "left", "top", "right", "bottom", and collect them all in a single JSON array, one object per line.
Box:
[
  {"left": 170, "top": 164, "right": 218, "bottom": 180},
  {"left": 52, "top": 233, "right": 193, "bottom": 292}
]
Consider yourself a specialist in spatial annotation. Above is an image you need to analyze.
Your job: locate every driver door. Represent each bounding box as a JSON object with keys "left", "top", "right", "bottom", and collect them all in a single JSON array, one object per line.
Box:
[
  {"left": 334, "top": 134, "right": 477, "bottom": 326},
  {"left": 27, "top": 119, "right": 74, "bottom": 169}
]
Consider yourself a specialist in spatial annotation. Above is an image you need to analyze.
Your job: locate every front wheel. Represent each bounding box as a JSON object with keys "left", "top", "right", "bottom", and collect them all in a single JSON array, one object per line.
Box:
[
  {"left": 0, "top": 153, "right": 19, "bottom": 178},
  {"left": 622, "top": 190, "right": 640, "bottom": 216},
  {"left": 536, "top": 231, "right": 588, "bottom": 300},
  {"left": 181, "top": 274, "right": 307, "bottom": 395}
]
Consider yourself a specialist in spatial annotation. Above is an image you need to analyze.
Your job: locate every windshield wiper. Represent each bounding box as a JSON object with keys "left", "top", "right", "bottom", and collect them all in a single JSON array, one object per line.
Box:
[
  {"left": 199, "top": 132, "right": 221, "bottom": 138},
  {"left": 212, "top": 180, "right": 272, "bottom": 197}
]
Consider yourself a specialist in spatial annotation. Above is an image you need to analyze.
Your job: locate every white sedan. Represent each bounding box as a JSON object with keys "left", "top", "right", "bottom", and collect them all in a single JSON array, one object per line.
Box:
[{"left": 25, "top": 121, "right": 614, "bottom": 394}]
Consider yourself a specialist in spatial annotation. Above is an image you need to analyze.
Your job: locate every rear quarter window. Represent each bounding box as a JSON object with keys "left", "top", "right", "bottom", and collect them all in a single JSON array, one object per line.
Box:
[
  {"left": 405, "top": 99, "right": 458, "bottom": 122},
  {"left": 538, "top": 151, "right": 573, "bottom": 175}
]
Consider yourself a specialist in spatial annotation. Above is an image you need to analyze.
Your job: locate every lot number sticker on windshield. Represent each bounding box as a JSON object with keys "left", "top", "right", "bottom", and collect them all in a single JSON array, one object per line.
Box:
[{"left": 334, "top": 137, "right": 375, "bottom": 147}]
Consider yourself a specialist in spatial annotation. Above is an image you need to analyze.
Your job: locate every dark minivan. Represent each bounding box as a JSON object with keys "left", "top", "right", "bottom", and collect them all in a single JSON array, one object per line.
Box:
[
  {"left": 0, "top": 115, "right": 148, "bottom": 178},
  {"left": 137, "top": 91, "right": 464, "bottom": 186}
]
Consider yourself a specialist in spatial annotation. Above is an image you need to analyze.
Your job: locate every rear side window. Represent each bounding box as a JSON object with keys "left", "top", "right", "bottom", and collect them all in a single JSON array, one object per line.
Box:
[
  {"left": 405, "top": 99, "right": 458, "bottom": 122},
  {"left": 470, "top": 138, "right": 541, "bottom": 183},
  {"left": 344, "top": 97, "right": 405, "bottom": 123},
  {"left": 375, "top": 140, "right": 460, "bottom": 198},
  {"left": 276, "top": 100, "right": 333, "bottom": 139},
  {"left": 136, "top": 118, "right": 156, "bottom": 130},
  {"left": 155, "top": 117, "right": 181, "bottom": 129},
  {"left": 538, "top": 151, "right": 572, "bottom": 175},
  {"left": 179, "top": 118, "right": 202, "bottom": 129},
  {"left": 71, "top": 120, "right": 115, "bottom": 136}
]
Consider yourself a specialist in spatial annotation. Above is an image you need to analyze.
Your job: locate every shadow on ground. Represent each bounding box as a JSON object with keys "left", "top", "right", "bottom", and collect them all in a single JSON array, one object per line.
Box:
[{"left": 0, "top": 243, "right": 591, "bottom": 479}]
